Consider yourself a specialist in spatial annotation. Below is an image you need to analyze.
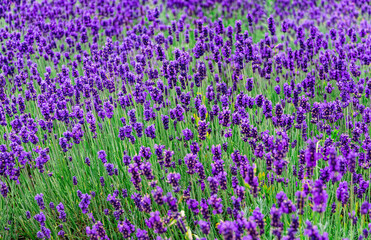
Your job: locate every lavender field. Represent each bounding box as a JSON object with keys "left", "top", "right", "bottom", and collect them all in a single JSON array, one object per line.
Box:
[{"left": 0, "top": 0, "right": 371, "bottom": 239}]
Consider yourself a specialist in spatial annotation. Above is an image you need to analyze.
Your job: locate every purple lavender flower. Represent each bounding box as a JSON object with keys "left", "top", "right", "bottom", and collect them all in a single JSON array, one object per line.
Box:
[
  {"left": 182, "top": 128, "right": 194, "bottom": 141},
  {"left": 0, "top": 181, "right": 8, "bottom": 198},
  {"left": 218, "top": 221, "right": 238, "bottom": 240},
  {"left": 118, "top": 219, "right": 135, "bottom": 238},
  {"left": 34, "top": 211, "right": 46, "bottom": 226},
  {"left": 304, "top": 220, "right": 328, "bottom": 240},
  {"left": 198, "top": 220, "right": 210, "bottom": 235},
  {"left": 267, "top": 17, "right": 276, "bottom": 35},
  {"left": 336, "top": 181, "right": 349, "bottom": 206},
  {"left": 136, "top": 228, "right": 149, "bottom": 240},
  {"left": 145, "top": 124, "right": 156, "bottom": 139},
  {"left": 35, "top": 194, "right": 45, "bottom": 210},
  {"left": 86, "top": 221, "right": 109, "bottom": 240},
  {"left": 98, "top": 150, "right": 107, "bottom": 164},
  {"left": 79, "top": 193, "right": 91, "bottom": 214},
  {"left": 56, "top": 203, "right": 66, "bottom": 222},
  {"left": 73, "top": 176, "right": 78, "bottom": 186},
  {"left": 312, "top": 180, "right": 328, "bottom": 213},
  {"left": 145, "top": 211, "right": 167, "bottom": 234},
  {"left": 105, "top": 163, "right": 115, "bottom": 176},
  {"left": 167, "top": 173, "right": 181, "bottom": 191}
]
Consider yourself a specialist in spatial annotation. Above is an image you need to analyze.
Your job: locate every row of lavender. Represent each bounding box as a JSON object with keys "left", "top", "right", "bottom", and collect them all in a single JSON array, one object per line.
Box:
[{"left": 0, "top": 0, "right": 371, "bottom": 239}]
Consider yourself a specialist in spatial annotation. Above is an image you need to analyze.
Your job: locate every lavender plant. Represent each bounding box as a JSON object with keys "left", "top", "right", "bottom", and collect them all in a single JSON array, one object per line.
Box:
[{"left": 0, "top": 0, "right": 370, "bottom": 239}]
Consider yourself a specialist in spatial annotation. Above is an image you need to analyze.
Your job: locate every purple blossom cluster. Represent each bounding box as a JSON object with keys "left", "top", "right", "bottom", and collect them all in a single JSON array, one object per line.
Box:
[{"left": 0, "top": 0, "right": 370, "bottom": 239}]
